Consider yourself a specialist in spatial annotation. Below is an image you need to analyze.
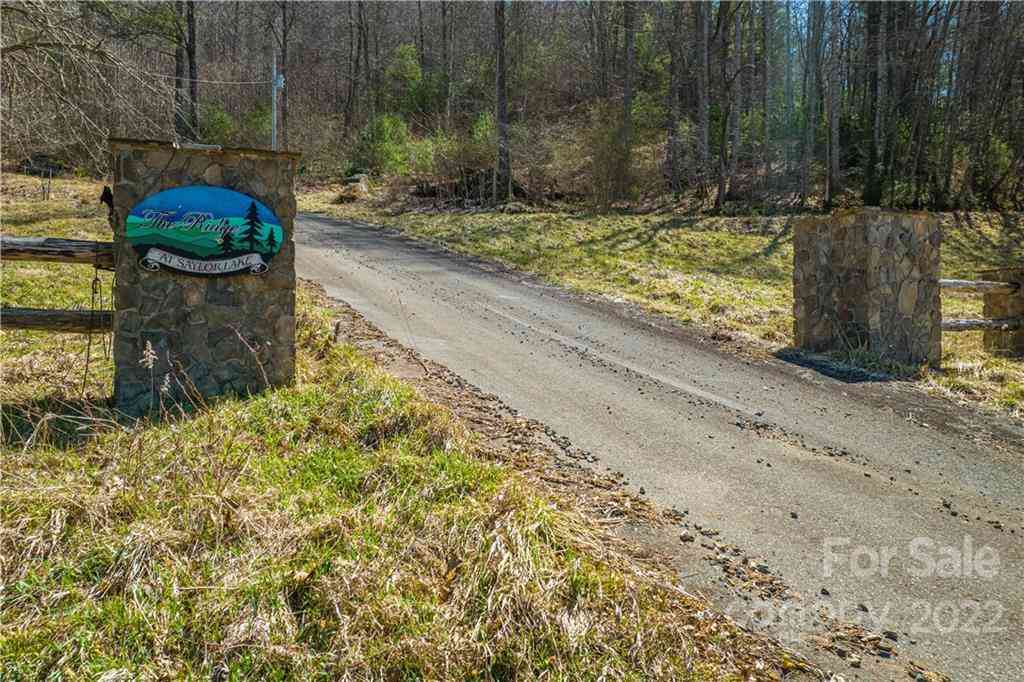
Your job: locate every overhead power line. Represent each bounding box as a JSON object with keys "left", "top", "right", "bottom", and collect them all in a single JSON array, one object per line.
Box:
[{"left": 76, "top": 57, "right": 271, "bottom": 85}]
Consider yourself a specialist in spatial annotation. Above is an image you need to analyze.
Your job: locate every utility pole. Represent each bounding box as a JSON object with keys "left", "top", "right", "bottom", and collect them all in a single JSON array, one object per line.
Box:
[{"left": 270, "top": 52, "right": 285, "bottom": 150}]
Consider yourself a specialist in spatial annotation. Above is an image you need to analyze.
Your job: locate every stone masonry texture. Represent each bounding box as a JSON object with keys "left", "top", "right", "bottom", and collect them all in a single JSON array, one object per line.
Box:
[
  {"left": 981, "top": 267, "right": 1024, "bottom": 357},
  {"left": 109, "top": 139, "right": 299, "bottom": 416},
  {"left": 794, "top": 208, "right": 941, "bottom": 366}
]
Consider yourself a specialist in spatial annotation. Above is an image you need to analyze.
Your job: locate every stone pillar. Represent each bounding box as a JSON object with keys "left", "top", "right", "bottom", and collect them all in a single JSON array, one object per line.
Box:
[
  {"left": 109, "top": 139, "right": 300, "bottom": 416},
  {"left": 793, "top": 210, "right": 870, "bottom": 352},
  {"left": 981, "top": 268, "right": 1024, "bottom": 357},
  {"left": 865, "top": 210, "right": 942, "bottom": 365},
  {"left": 793, "top": 208, "right": 941, "bottom": 366}
]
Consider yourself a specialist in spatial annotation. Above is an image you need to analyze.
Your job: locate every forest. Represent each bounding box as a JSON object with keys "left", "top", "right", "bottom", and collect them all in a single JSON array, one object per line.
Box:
[{"left": 2, "top": 0, "right": 1023, "bottom": 211}]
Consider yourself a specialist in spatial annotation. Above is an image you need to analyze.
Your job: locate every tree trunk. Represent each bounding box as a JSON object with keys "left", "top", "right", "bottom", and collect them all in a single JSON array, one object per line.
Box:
[
  {"left": 728, "top": 3, "right": 742, "bottom": 186},
  {"left": 345, "top": 1, "right": 359, "bottom": 127},
  {"left": 590, "top": 2, "right": 610, "bottom": 99},
  {"left": 359, "top": 1, "right": 372, "bottom": 118},
  {"left": 173, "top": 2, "right": 189, "bottom": 139},
  {"left": 801, "top": 1, "right": 823, "bottom": 206},
  {"left": 878, "top": 1, "right": 892, "bottom": 205},
  {"left": 695, "top": 1, "right": 710, "bottom": 172},
  {"left": 440, "top": 1, "right": 450, "bottom": 127},
  {"left": 715, "top": 2, "right": 731, "bottom": 209},
  {"left": 279, "top": 2, "right": 289, "bottom": 148},
  {"left": 493, "top": 0, "right": 510, "bottom": 204},
  {"left": 666, "top": 2, "right": 684, "bottom": 195},
  {"left": 863, "top": 0, "right": 882, "bottom": 206},
  {"left": 784, "top": 1, "right": 794, "bottom": 173},
  {"left": 622, "top": 1, "right": 635, "bottom": 148},
  {"left": 825, "top": 2, "right": 842, "bottom": 208},
  {"left": 761, "top": 1, "right": 771, "bottom": 182},
  {"left": 372, "top": 3, "right": 385, "bottom": 113},
  {"left": 617, "top": 0, "right": 636, "bottom": 201},
  {"left": 417, "top": 0, "right": 425, "bottom": 71},
  {"left": 938, "top": 2, "right": 963, "bottom": 207},
  {"left": 186, "top": 0, "right": 198, "bottom": 140}
]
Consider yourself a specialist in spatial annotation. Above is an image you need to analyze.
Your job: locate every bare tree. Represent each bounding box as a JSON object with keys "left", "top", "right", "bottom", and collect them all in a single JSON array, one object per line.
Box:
[
  {"left": 824, "top": 2, "right": 842, "bottom": 208},
  {"left": 665, "top": 1, "right": 685, "bottom": 196},
  {"left": 3, "top": 0, "right": 1020, "bottom": 209},
  {"left": 727, "top": 2, "right": 742, "bottom": 184},
  {"left": 784, "top": 0, "right": 794, "bottom": 174},
  {"left": 800, "top": 1, "right": 824, "bottom": 206},
  {"left": 863, "top": 0, "right": 882, "bottom": 206},
  {"left": 0, "top": 1, "right": 170, "bottom": 168},
  {"left": 493, "top": 0, "right": 510, "bottom": 203},
  {"left": 695, "top": 1, "right": 710, "bottom": 173},
  {"left": 760, "top": 1, "right": 771, "bottom": 181},
  {"left": 621, "top": 0, "right": 636, "bottom": 162}
]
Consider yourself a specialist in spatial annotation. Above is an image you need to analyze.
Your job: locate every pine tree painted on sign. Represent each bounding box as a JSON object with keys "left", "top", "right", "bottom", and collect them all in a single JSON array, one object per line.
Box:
[
  {"left": 264, "top": 225, "right": 278, "bottom": 254},
  {"left": 240, "top": 201, "right": 263, "bottom": 252},
  {"left": 219, "top": 228, "right": 236, "bottom": 255}
]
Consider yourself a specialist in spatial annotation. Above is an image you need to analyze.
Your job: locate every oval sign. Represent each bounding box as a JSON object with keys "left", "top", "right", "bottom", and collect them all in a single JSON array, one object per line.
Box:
[{"left": 126, "top": 186, "right": 283, "bottom": 276}]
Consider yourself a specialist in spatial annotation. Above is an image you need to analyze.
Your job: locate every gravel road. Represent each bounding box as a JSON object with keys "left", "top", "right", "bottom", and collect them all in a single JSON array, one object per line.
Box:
[{"left": 296, "top": 213, "right": 1023, "bottom": 680}]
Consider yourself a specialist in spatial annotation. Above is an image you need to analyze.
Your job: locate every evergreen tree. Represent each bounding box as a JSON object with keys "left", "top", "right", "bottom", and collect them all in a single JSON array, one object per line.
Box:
[
  {"left": 219, "top": 228, "right": 236, "bottom": 255},
  {"left": 264, "top": 225, "right": 278, "bottom": 254},
  {"left": 240, "top": 201, "right": 263, "bottom": 251}
]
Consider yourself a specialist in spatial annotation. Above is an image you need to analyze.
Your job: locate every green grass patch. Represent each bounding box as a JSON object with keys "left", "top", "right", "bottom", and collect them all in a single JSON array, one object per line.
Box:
[
  {"left": 299, "top": 190, "right": 1023, "bottom": 419},
  {"left": 1, "top": 176, "right": 791, "bottom": 678}
]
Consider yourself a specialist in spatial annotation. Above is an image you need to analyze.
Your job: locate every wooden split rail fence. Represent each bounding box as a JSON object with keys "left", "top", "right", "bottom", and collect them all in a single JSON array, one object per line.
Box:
[
  {"left": 939, "top": 277, "right": 1022, "bottom": 332},
  {"left": 940, "top": 269, "right": 1024, "bottom": 358},
  {"left": 1, "top": 236, "right": 115, "bottom": 333},
  {"left": 2, "top": 235, "right": 1022, "bottom": 357}
]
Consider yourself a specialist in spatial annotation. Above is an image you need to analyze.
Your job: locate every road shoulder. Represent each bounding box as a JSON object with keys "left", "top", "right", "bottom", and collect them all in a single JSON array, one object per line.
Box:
[{"left": 313, "top": 279, "right": 952, "bottom": 682}]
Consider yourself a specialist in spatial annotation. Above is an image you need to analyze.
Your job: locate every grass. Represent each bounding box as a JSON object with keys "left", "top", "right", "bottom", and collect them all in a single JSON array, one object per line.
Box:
[
  {"left": 1, "top": 174, "right": 799, "bottom": 679},
  {"left": 299, "top": 188, "right": 1024, "bottom": 418}
]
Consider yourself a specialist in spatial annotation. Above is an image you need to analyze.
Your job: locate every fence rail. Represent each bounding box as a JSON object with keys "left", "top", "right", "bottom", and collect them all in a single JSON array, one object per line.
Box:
[
  {"left": 940, "top": 273, "right": 1023, "bottom": 358},
  {"left": 0, "top": 307, "right": 113, "bottom": 333},
  {"left": 938, "top": 278, "right": 1019, "bottom": 296},
  {"left": 1, "top": 236, "right": 114, "bottom": 333},
  {"left": 941, "top": 317, "right": 1023, "bottom": 332},
  {"left": 1, "top": 236, "right": 114, "bottom": 269}
]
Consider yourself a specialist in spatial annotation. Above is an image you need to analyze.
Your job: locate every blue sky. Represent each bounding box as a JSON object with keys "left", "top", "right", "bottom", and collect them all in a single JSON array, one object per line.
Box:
[{"left": 129, "top": 186, "right": 280, "bottom": 226}]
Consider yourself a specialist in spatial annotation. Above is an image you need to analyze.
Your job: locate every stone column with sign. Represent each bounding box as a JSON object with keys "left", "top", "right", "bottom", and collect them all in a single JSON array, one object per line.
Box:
[{"left": 109, "top": 139, "right": 300, "bottom": 416}]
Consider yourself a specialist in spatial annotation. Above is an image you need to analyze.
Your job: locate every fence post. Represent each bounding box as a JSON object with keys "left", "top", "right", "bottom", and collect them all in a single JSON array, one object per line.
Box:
[{"left": 981, "top": 268, "right": 1024, "bottom": 357}]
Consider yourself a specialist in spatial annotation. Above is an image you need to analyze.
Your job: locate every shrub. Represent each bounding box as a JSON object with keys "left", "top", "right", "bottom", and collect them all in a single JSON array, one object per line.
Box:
[
  {"left": 408, "top": 136, "right": 436, "bottom": 178},
  {"left": 585, "top": 102, "right": 634, "bottom": 209},
  {"left": 199, "top": 103, "right": 235, "bottom": 145},
  {"left": 510, "top": 120, "right": 556, "bottom": 197},
  {"left": 385, "top": 44, "right": 423, "bottom": 115},
  {"left": 631, "top": 90, "right": 666, "bottom": 144},
  {"left": 429, "top": 114, "right": 494, "bottom": 181},
  {"left": 349, "top": 114, "right": 413, "bottom": 176},
  {"left": 241, "top": 104, "right": 272, "bottom": 144},
  {"left": 471, "top": 111, "right": 496, "bottom": 147}
]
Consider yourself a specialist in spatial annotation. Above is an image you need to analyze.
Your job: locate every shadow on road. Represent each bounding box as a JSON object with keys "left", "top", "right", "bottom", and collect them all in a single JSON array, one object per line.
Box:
[{"left": 773, "top": 347, "right": 902, "bottom": 384}]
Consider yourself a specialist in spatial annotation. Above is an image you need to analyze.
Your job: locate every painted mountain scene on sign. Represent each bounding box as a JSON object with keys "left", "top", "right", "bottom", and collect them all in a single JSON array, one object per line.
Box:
[{"left": 127, "top": 186, "right": 283, "bottom": 260}]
